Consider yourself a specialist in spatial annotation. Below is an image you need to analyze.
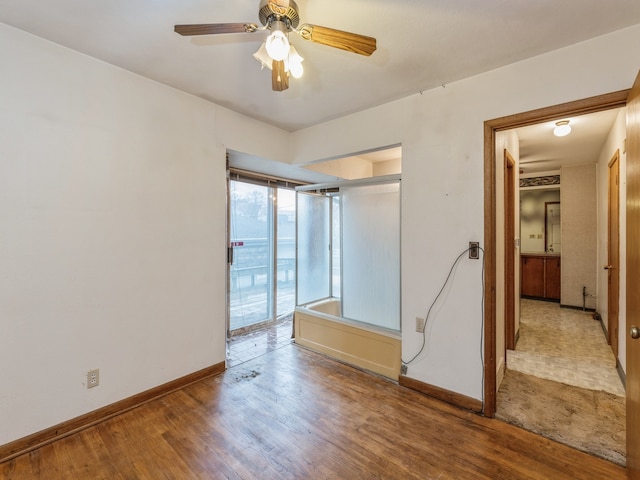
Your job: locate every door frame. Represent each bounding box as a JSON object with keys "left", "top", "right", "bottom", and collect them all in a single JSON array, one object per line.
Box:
[
  {"left": 504, "top": 150, "right": 516, "bottom": 351},
  {"left": 482, "top": 89, "right": 630, "bottom": 417}
]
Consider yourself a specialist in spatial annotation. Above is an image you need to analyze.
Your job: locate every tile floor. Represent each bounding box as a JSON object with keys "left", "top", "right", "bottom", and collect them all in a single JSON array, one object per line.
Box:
[
  {"left": 227, "top": 316, "right": 294, "bottom": 367},
  {"left": 507, "top": 298, "right": 625, "bottom": 397}
]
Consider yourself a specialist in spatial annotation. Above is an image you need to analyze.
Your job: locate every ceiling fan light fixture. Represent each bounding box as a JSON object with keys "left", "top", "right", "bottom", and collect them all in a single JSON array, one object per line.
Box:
[
  {"left": 265, "top": 29, "right": 290, "bottom": 61},
  {"left": 553, "top": 120, "right": 571, "bottom": 137},
  {"left": 175, "top": 0, "right": 376, "bottom": 92},
  {"left": 287, "top": 45, "right": 304, "bottom": 78}
]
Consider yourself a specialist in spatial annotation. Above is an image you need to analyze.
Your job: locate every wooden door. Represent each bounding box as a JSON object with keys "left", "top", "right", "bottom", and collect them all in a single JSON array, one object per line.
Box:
[
  {"left": 504, "top": 150, "right": 516, "bottom": 350},
  {"left": 608, "top": 150, "right": 620, "bottom": 357},
  {"left": 627, "top": 70, "right": 640, "bottom": 480}
]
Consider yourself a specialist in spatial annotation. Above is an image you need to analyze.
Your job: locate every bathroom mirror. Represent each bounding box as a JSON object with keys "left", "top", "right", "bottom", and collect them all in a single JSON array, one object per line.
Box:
[
  {"left": 519, "top": 187, "right": 560, "bottom": 253},
  {"left": 545, "top": 201, "right": 561, "bottom": 253}
]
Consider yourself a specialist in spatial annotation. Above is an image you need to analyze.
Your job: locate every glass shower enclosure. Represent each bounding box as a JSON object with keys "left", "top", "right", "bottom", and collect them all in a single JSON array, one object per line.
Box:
[{"left": 295, "top": 175, "right": 401, "bottom": 332}]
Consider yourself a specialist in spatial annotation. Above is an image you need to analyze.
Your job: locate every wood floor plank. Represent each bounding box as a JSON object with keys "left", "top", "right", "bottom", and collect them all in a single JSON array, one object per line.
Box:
[{"left": 0, "top": 344, "right": 626, "bottom": 479}]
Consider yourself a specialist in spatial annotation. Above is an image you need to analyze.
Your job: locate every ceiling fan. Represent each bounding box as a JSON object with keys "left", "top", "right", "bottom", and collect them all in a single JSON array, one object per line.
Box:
[{"left": 174, "top": 0, "right": 377, "bottom": 92}]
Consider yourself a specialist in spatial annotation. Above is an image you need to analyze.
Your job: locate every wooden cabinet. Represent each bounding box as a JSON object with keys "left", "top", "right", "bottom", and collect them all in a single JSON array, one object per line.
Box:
[
  {"left": 521, "top": 254, "right": 561, "bottom": 301},
  {"left": 544, "top": 256, "right": 561, "bottom": 300},
  {"left": 521, "top": 255, "right": 545, "bottom": 297}
]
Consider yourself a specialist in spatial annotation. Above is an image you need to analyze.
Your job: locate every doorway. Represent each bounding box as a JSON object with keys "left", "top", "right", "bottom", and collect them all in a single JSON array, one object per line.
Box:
[
  {"left": 484, "top": 90, "right": 633, "bottom": 465},
  {"left": 224, "top": 146, "right": 403, "bottom": 367},
  {"left": 483, "top": 89, "right": 629, "bottom": 417},
  {"left": 500, "top": 109, "right": 626, "bottom": 462},
  {"left": 226, "top": 172, "right": 299, "bottom": 366}
]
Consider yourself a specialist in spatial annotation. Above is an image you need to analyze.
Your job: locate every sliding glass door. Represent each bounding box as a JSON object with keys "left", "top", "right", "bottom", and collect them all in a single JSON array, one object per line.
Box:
[
  {"left": 228, "top": 178, "right": 297, "bottom": 333},
  {"left": 229, "top": 180, "right": 273, "bottom": 331}
]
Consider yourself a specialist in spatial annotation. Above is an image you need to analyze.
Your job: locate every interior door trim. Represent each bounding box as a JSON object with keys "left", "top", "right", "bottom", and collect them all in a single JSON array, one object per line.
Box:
[
  {"left": 504, "top": 150, "right": 516, "bottom": 352},
  {"left": 483, "top": 89, "right": 630, "bottom": 417}
]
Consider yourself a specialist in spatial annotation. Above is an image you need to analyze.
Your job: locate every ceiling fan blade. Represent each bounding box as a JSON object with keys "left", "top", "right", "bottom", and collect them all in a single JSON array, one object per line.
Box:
[
  {"left": 268, "top": 0, "right": 290, "bottom": 16},
  {"left": 174, "top": 23, "right": 258, "bottom": 36},
  {"left": 272, "top": 60, "right": 289, "bottom": 91},
  {"left": 297, "top": 24, "right": 376, "bottom": 56}
]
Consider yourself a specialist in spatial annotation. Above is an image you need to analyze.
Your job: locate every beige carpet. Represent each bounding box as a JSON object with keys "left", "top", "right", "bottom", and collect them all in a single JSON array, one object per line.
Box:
[{"left": 496, "top": 369, "right": 626, "bottom": 466}]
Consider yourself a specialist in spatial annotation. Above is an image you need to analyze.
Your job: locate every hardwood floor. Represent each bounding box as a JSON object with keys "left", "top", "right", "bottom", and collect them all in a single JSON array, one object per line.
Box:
[{"left": 0, "top": 344, "right": 625, "bottom": 479}]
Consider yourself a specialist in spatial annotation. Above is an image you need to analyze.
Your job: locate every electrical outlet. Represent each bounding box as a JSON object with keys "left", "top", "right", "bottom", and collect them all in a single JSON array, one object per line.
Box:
[
  {"left": 469, "top": 242, "right": 479, "bottom": 259},
  {"left": 416, "top": 316, "right": 425, "bottom": 333},
  {"left": 87, "top": 369, "right": 99, "bottom": 389}
]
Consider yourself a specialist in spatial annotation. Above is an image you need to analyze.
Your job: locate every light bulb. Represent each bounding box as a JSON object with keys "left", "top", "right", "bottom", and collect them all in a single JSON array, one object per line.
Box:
[{"left": 265, "top": 30, "right": 290, "bottom": 61}]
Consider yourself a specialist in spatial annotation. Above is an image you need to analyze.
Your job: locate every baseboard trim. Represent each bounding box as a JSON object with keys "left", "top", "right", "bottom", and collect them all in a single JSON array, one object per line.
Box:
[
  {"left": 521, "top": 295, "right": 559, "bottom": 303},
  {"left": 560, "top": 304, "right": 596, "bottom": 313},
  {"left": 0, "top": 361, "right": 226, "bottom": 464},
  {"left": 399, "top": 375, "right": 483, "bottom": 413},
  {"left": 616, "top": 358, "right": 627, "bottom": 389},
  {"left": 594, "top": 312, "right": 609, "bottom": 337}
]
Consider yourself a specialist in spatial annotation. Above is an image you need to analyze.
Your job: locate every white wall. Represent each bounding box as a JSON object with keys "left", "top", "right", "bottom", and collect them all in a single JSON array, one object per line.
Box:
[
  {"left": 0, "top": 24, "right": 289, "bottom": 446},
  {"left": 291, "top": 24, "right": 640, "bottom": 400},
  {"left": 561, "top": 165, "right": 598, "bottom": 309},
  {"left": 373, "top": 158, "right": 402, "bottom": 177},
  {"left": 596, "top": 108, "right": 628, "bottom": 371}
]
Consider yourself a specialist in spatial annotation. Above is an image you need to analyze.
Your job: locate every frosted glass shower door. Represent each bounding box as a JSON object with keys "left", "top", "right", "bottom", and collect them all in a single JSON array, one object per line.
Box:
[
  {"left": 341, "top": 182, "right": 400, "bottom": 330},
  {"left": 296, "top": 192, "right": 331, "bottom": 305}
]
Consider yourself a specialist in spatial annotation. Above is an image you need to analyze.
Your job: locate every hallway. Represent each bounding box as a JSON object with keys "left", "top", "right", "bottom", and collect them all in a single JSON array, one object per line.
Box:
[
  {"left": 497, "top": 299, "right": 625, "bottom": 464},
  {"left": 508, "top": 299, "right": 624, "bottom": 395}
]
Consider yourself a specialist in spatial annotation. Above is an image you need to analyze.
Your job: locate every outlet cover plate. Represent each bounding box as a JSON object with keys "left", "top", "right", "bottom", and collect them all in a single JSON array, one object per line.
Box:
[
  {"left": 469, "top": 242, "right": 480, "bottom": 259},
  {"left": 88, "top": 369, "right": 99, "bottom": 389}
]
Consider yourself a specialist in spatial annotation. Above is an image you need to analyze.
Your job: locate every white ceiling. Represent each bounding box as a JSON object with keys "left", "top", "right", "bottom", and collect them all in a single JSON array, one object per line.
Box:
[
  {"left": 1, "top": 0, "right": 640, "bottom": 133},
  {"left": 516, "top": 108, "right": 624, "bottom": 175}
]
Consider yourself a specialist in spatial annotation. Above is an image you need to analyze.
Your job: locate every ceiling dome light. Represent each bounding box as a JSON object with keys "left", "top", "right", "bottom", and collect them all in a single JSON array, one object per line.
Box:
[
  {"left": 287, "top": 45, "right": 304, "bottom": 79},
  {"left": 265, "top": 30, "right": 290, "bottom": 61},
  {"left": 553, "top": 120, "right": 571, "bottom": 137}
]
